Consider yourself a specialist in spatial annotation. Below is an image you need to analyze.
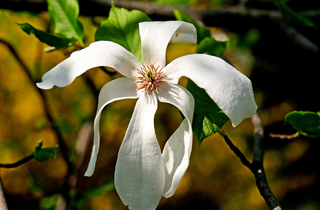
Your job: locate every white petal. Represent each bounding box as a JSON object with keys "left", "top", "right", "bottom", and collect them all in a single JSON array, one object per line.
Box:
[
  {"left": 139, "top": 21, "right": 197, "bottom": 67},
  {"left": 37, "top": 41, "right": 142, "bottom": 89},
  {"left": 115, "top": 92, "right": 165, "bottom": 210},
  {"left": 164, "top": 54, "right": 257, "bottom": 127},
  {"left": 84, "top": 77, "right": 140, "bottom": 177},
  {"left": 157, "top": 83, "right": 194, "bottom": 198}
]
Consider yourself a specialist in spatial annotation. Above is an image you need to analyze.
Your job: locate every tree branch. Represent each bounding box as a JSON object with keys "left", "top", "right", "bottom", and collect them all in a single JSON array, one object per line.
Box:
[
  {"left": 1, "top": 0, "right": 319, "bottom": 21},
  {"left": 1, "top": 0, "right": 318, "bottom": 52},
  {"left": 0, "top": 38, "right": 72, "bottom": 208},
  {"left": 0, "top": 39, "right": 70, "bottom": 166},
  {"left": 219, "top": 113, "right": 282, "bottom": 210},
  {"left": 251, "top": 113, "right": 282, "bottom": 210},
  {"left": 275, "top": 20, "right": 318, "bottom": 53},
  {"left": 0, "top": 176, "right": 9, "bottom": 210}
]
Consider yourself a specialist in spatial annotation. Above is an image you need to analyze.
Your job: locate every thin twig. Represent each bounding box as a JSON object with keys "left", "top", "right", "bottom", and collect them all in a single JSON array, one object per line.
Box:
[
  {"left": 218, "top": 130, "right": 254, "bottom": 173},
  {"left": 0, "top": 155, "right": 34, "bottom": 168},
  {"left": 269, "top": 132, "right": 299, "bottom": 140}
]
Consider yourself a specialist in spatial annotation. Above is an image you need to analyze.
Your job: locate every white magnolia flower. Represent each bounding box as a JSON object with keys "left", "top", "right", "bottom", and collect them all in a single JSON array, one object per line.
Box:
[{"left": 37, "top": 21, "right": 257, "bottom": 210}]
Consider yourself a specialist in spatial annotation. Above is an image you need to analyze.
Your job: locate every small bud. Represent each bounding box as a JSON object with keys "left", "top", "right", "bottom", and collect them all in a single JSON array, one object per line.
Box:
[{"left": 35, "top": 140, "right": 43, "bottom": 151}]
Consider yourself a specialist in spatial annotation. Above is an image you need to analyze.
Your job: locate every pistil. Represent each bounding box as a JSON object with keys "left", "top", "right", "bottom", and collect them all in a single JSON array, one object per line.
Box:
[{"left": 134, "top": 63, "right": 167, "bottom": 94}]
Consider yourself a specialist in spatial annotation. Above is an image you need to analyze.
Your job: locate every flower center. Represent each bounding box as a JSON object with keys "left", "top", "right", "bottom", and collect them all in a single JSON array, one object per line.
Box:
[
  {"left": 146, "top": 70, "right": 154, "bottom": 82},
  {"left": 134, "top": 63, "right": 167, "bottom": 94}
]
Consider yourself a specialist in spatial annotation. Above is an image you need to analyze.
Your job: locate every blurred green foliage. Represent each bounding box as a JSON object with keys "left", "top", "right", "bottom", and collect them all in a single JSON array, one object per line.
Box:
[
  {"left": 39, "top": 194, "right": 60, "bottom": 210},
  {"left": 197, "top": 37, "right": 227, "bottom": 56},
  {"left": 71, "top": 179, "right": 114, "bottom": 208},
  {"left": 273, "top": 0, "right": 317, "bottom": 28},
  {"left": 173, "top": 9, "right": 210, "bottom": 43}
]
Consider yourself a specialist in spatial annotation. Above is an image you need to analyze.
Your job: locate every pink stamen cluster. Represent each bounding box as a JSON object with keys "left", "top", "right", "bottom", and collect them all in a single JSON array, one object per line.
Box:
[{"left": 134, "top": 63, "right": 167, "bottom": 94}]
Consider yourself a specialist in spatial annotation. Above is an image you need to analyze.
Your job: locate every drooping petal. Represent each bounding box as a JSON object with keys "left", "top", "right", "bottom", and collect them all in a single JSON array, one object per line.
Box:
[
  {"left": 37, "top": 41, "right": 142, "bottom": 89},
  {"left": 157, "top": 83, "right": 194, "bottom": 198},
  {"left": 139, "top": 21, "right": 197, "bottom": 67},
  {"left": 84, "top": 77, "right": 140, "bottom": 177},
  {"left": 163, "top": 54, "right": 257, "bottom": 127},
  {"left": 115, "top": 92, "right": 165, "bottom": 210}
]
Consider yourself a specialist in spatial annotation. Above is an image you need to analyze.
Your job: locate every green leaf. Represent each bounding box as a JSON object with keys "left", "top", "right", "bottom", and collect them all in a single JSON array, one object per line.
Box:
[
  {"left": 173, "top": 9, "right": 210, "bottom": 43},
  {"left": 95, "top": 3, "right": 151, "bottom": 62},
  {"left": 285, "top": 111, "right": 320, "bottom": 138},
  {"left": 273, "top": 0, "right": 317, "bottom": 28},
  {"left": 18, "top": 23, "right": 76, "bottom": 49},
  {"left": 187, "top": 80, "right": 229, "bottom": 147},
  {"left": 47, "top": 0, "right": 84, "bottom": 45},
  {"left": 197, "top": 37, "right": 227, "bottom": 56},
  {"left": 33, "top": 145, "right": 59, "bottom": 163}
]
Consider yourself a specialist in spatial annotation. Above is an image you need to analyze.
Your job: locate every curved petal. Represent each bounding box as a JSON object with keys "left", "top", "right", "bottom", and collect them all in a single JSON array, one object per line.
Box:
[
  {"left": 139, "top": 21, "right": 197, "bottom": 67},
  {"left": 163, "top": 54, "right": 257, "bottom": 127},
  {"left": 37, "top": 41, "right": 142, "bottom": 89},
  {"left": 115, "top": 92, "right": 165, "bottom": 210},
  {"left": 84, "top": 77, "right": 140, "bottom": 177},
  {"left": 157, "top": 83, "right": 194, "bottom": 198}
]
